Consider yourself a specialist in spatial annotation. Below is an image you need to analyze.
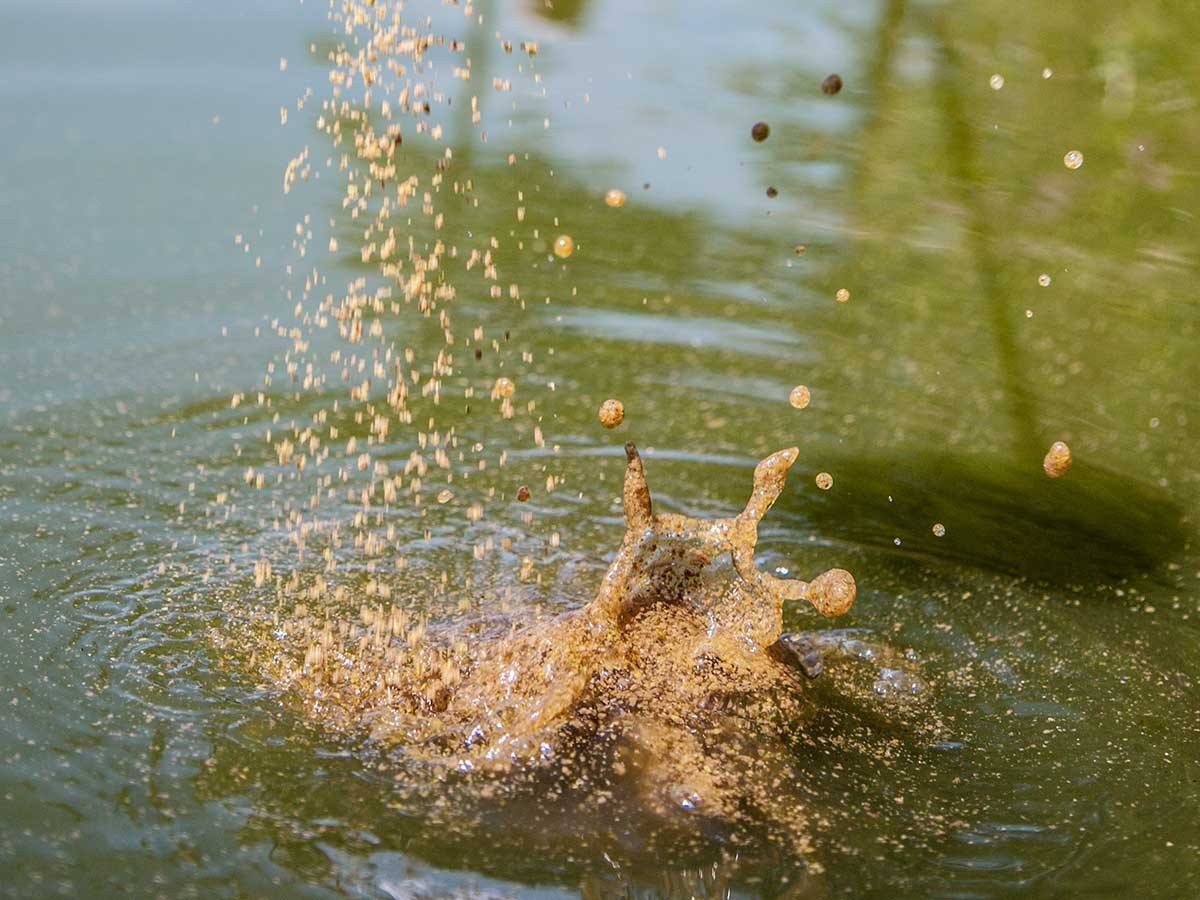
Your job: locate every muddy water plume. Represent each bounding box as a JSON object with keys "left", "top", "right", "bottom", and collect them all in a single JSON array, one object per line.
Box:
[{"left": 211, "top": 0, "right": 949, "bottom": 885}]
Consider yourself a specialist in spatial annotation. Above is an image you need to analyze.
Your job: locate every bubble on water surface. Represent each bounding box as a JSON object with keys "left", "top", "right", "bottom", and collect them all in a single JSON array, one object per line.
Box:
[
  {"left": 815, "top": 472, "right": 833, "bottom": 490},
  {"left": 989, "top": 73, "right": 1005, "bottom": 90},
  {"left": 493, "top": 377, "right": 516, "bottom": 399},
  {"left": 932, "top": 523, "right": 946, "bottom": 537},
  {"left": 835, "top": 288, "right": 850, "bottom": 303},
  {"left": 553, "top": 234, "right": 574, "bottom": 258},
  {"left": 1064, "top": 150, "right": 1084, "bottom": 170},
  {"left": 436, "top": 489, "right": 453, "bottom": 504},
  {"left": 788, "top": 385, "right": 811, "bottom": 409},
  {"left": 1038, "top": 273, "right": 1051, "bottom": 287}
]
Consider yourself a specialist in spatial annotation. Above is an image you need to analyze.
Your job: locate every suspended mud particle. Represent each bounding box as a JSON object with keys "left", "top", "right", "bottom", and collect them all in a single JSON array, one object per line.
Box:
[
  {"left": 788, "top": 385, "right": 811, "bottom": 410},
  {"left": 766, "top": 186, "right": 779, "bottom": 198},
  {"left": 516, "top": 485, "right": 531, "bottom": 502},
  {"left": 821, "top": 73, "right": 843, "bottom": 95},
  {"left": 804, "top": 567, "right": 857, "bottom": 616},
  {"left": 751, "top": 121, "right": 770, "bottom": 142},
  {"left": 1038, "top": 273, "right": 1052, "bottom": 287},
  {"left": 437, "top": 489, "right": 453, "bottom": 504},
  {"left": 1043, "top": 441, "right": 1072, "bottom": 478},
  {"left": 835, "top": 288, "right": 851, "bottom": 303},
  {"left": 493, "top": 377, "right": 516, "bottom": 398},
  {"left": 989, "top": 73, "right": 1005, "bottom": 90},
  {"left": 1064, "top": 150, "right": 1084, "bottom": 170},
  {"left": 604, "top": 189, "right": 626, "bottom": 208},
  {"left": 932, "top": 523, "right": 946, "bottom": 537},
  {"left": 794, "top": 244, "right": 807, "bottom": 256},
  {"left": 553, "top": 234, "right": 575, "bottom": 258},
  {"left": 598, "top": 399, "right": 625, "bottom": 428},
  {"left": 815, "top": 472, "right": 834, "bottom": 490}
]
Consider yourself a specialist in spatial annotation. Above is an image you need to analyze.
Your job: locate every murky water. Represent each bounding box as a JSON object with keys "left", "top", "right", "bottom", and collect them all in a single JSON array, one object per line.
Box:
[{"left": 2, "top": 0, "right": 1199, "bottom": 897}]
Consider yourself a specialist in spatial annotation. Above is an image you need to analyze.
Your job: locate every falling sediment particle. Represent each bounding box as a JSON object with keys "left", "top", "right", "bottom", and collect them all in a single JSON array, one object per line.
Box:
[
  {"left": 835, "top": 288, "right": 850, "bottom": 303},
  {"left": 516, "top": 485, "right": 531, "bottom": 502},
  {"left": 815, "top": 472, "right": 834, "bottom": 491},
  {"left": 788, "top": 385, "right": 811, "bottom": 410},
  {"left": 598, "top": 399, "right": 625, "bottom": 428},
  {"left": 821, "top": 73, "right": 843, "bottom": 95},
  {"left": 553, "top": 235, "right": 574, "bottom": 258},
  {"left": 751, "top": 121, "right": 770, "bottom": 142},
  {"left": 932, "top": 523, "right": 946, "bottom": 537},
  {"left": 604, "top": 189, "right": 626, "bottom": 208},
  {"left": 1043, "top": 441, "right": 1072, "bottom": 478},
  {"left": 492, "top": 377, "right": 516, "bottom": 399},
  {"left": 1063, "top": 150, "right": 1084, "bottom": 170}
]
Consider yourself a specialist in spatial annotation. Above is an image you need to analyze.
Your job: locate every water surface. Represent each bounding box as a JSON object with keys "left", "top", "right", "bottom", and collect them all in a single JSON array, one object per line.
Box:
[{"left": 2, "top": 0, "right": 1198, "bottom": 897}]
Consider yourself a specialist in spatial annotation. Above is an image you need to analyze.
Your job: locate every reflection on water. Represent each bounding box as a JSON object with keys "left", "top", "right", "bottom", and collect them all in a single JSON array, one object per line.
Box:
[{"left": 1, "top": 0, "right": 1199, "bottom": 897}]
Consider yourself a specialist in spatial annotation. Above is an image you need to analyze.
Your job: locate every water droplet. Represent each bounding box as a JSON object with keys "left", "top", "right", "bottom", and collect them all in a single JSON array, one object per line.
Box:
[
  {"left": 788, "top": 385, "right": 811, "bottom": 409},
  {"left": 751, "top": 121, "right": 770, "bottom": 142},
  {"left": 1043, "top": 440, "right": 1072, "bottom": 478},
  {"left": 604, "top": 189, "right": 626, "bottom": 208},
  {"left": 989, "top": 73, "right": 1005, "bottom": 90},
  {"left": 1063, "top": 150, "right": 1084, "bottom": 170},
  {"left": 598, "top": 398, "right": 625, "bottom": 428},
  {"left": 932, "top": 523, "right": 946, "bottom": 537},
  {"left": 835, "top": 288, "right": 850, "bottom": 303},
  {"left": 1038, "top": 273, "right": 1051, "bottom": 287},
  {"left": 815, "top": 472, "right": 833, "bottom": 490},
  {"left": 821, "top": 73, "right": 843, "bottom": 95},
  {"left": 553, "top": 235, "right": 574, "bottom": 258}
]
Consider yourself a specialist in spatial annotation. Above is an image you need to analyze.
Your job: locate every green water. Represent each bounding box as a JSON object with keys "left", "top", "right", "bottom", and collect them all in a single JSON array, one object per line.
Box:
[{"left": 2, "top": 0, "right": 1199, "bottom": 897}]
